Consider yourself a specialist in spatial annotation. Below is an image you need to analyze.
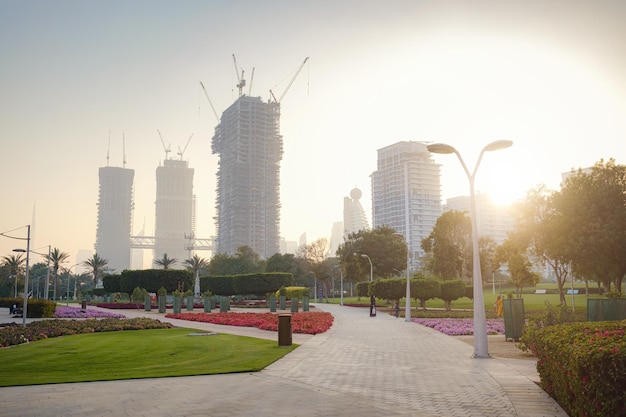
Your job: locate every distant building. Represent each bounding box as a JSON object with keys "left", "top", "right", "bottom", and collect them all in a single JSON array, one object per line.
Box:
[
  {"left": 154, "top": 159, "right": 195, "bottom": 266},
  {"left": 279, "top": 237, "right": 298, "bottom": 254},
  {"left": 444, "top": 193, "right": 514, "bottom": 245},
  {"left": 343, "top": 187, "right": 370, "bottom": 236},
  {"left": 212, "top": 95, "right": 282, "bottom": 258},
  {"left": 329, "top": 221, "right": 344, "bottom": 256},
  {"left": 371, "top": 141, "right": 442, "bottom": 269},
  {"left": 95, "top": 166, "right": 134, "bottom": 272}
]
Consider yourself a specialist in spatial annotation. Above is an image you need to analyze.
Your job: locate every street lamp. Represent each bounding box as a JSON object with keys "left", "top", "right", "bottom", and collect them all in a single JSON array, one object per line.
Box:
[
  {"left": 360, "top": 254, "right": 373, "bottom": 281},
  {"left": 11, "top": 225, "right": 31, "bottom": 327},
  {"left": 63, "top": 263, "right": 82, "bottom": 306},
  {"left": 392, "top": 232, "right": 411, "bottom": 322},
  {"left": 427, "top": 140, "right": 513, "bottom": 358},
  {"left": 334, "top": 265, "right": 344, "bottom": 306}
]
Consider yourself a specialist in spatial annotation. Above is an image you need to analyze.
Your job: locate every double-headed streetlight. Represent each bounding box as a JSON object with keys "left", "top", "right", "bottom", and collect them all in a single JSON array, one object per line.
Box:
[
  {"left": 392, "top": 233, "right": 411, "bottom": 322},
  {"left": 10, "top": 225, "right": 31, "bottom": 327},
  {"left": 64, "top": 263, "right": 82, "bottom": 306},
  {"left": 427, "top": 140, "right": 513, "bottom": 358},
  {"left": 360, "top": 254, "right": 373, "bottom": 281}
]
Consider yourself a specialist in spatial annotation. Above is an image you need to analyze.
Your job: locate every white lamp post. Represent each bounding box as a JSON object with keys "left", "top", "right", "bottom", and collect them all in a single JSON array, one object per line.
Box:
[
  {"left": 64, "top": 263, "right": 81, "bottom": 306},
  {"left": 334, "top": 265, "right": 344, "bottom": 306},
  {"left": 427, "top": 140, "right": 513, "bottom": 358},
  {"left": 11, "top": 225, "right": 31, "bottom": 327},
  {"left": 361, "top": 254, "right": 373, "bottom": 281},
  {"left": 392, "top": 233, "right": 411, "bottom": 322}
]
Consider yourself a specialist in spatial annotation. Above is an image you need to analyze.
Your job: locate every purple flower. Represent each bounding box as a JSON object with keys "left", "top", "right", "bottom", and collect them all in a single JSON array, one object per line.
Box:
[
  {"left": 54, "top": 306, "right": 126, "bottom": 319},
  {"left": 411, "top": 318, "right": 505, "bottom": 336}
]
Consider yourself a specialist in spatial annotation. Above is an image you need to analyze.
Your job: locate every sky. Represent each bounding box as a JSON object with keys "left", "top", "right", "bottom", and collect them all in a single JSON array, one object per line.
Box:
[{"left": 1, "top": 0, "right": 626, "bottom": 268}]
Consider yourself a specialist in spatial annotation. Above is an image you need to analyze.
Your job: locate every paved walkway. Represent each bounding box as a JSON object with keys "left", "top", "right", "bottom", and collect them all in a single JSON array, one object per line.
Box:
[{"left": 0, "top": 304, "right": 568, "bottom": 416}]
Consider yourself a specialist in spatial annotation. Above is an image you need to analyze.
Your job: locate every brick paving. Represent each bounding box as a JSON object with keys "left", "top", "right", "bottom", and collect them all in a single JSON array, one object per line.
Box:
[{"left": 0, "top": 304, "right": 568, "bottom": 416}]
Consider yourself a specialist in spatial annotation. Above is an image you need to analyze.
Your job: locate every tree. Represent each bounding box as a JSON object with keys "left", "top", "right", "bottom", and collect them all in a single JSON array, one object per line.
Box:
[
  {"left": 297, "top": 238, "right": 332, "bottom": 300},
  {"left": 496, "top": 235, "right": 540, "bottom": 297},
  {"left": 208, "top": 246, "right": 262, "bottom": 275},
  {"left": 421, "top": 210, "right": 472, "bottom": 281},
  {"left": 439, "top": 279, "right": 466, "bottom": 311},
  {"left": 336, "top": 226, "right": 406, "bottom": 284},
  {"left": 184, "top": 254, "right": 209, "bottom": 297},
  {"left": 45, "top": 247, "right": 70, "bottom": 300},
  {"left": 553, "top": 160, "right": 626, "bottom": 294},
  {"left": 131, "top": 286, "right": 147, "bottom": 309},
  {"left": 154, "top": 253, "right": 178, "bottom": 270},
  {"left": 266, "top": 253, "right": 308, "bottom": 285},
  {"left": 1, "top": 254, "right": 25, "bottom": 297},
  {"left": 83, "top": 253, "right": 109, "bottom": 289},
  {"left": 411, "top": 277, "right": 441, "bottom": 310}
]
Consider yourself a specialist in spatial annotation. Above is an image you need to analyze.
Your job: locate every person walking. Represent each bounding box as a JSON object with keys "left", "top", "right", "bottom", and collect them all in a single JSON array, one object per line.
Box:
[{"left": 370, "top": 294, "right": 376, "bottom": 317}]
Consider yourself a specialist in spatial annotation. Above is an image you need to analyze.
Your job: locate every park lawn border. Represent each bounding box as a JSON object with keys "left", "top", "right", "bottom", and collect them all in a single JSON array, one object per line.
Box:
[{"left": 0, "top": 327, "right": 296, "bottom": 386}]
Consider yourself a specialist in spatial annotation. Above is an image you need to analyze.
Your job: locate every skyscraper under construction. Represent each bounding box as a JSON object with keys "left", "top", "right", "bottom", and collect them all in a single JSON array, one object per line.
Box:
[
  {"left": 211, "top": 95, "right": 282, "bottom": 258},
  {"left": 95, "top": 166, "right": 134, "bottom": 273}
]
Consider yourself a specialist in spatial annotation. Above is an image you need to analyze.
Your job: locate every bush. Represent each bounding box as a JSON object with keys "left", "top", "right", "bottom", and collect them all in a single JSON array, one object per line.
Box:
[
  {"left": 529, "top": 321, "right": 626, "bottom": 417},
  {"left": 274, "top": 286, "right": 309, "bottom": 299},
  {"left": 0, "top": 298, "right": 56, "bottom": 318}
]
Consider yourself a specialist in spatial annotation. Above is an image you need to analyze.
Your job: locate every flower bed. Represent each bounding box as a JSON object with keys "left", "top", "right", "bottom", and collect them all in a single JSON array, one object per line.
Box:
[
  {"left": 165, "top": 311, "right": 334, "bottom": 335},
  {"left": 0, "top": 318, "right": 173, "bottom": 348},
  {"left": 54, "top": 306, "right": 126, "bottom": 319},
  {"left": 411, "top": 318, "right": 505, "bottom": 336}
]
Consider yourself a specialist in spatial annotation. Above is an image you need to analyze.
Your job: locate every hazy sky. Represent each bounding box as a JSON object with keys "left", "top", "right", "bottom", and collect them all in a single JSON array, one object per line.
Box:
[{"left": 2, "top": 0, "right": 625, "bottom": 267}]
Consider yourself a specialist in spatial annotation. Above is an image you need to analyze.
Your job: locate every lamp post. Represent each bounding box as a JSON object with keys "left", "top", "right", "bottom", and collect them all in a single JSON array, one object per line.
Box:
[
  {"left": 11, "top": 225, "right": 31, "bottom": 327},
  {"left": 64, "top": 263, "right": 81, "bottom": 306},
  {"left": 427, "top": 140, "right": 513, "bottom": 358},
  {"left": 360, "top": 254, "right": 373, "bottom": 281},
  {"left": 392, "top": 232, "right": 411, "bottom": 322},
  {"left": 334, "top": 265, "right": 344, "bottom": 306}
]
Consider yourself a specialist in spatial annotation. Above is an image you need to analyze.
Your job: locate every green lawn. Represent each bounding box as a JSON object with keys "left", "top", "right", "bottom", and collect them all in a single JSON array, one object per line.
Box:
[{"left": 0, "top": 328, "right": 295, "bottom": 387}]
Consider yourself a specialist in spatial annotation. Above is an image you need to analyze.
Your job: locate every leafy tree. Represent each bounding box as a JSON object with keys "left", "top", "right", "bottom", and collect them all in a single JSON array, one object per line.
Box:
[
  {"left": 208, "top": 246, "right": 262, "bottom": 275},
  {"left": 1, "top": 254, "right": 25, "bottom": 297},
  {"left": 439, "top": 279, "right": 466, "bottom": 311},
  {"left": 336, "top": 226, "right": 406, "bottom": 284},
  {"left": 266, "top": 253, "right": 309, "bottom": 286},
  {"left": 479, "top": 236, "right": 499, "bottom": 285},
  {"left": 131, "top": 287, "right": 148, "bottom": 309},
  {"left": 496, "top": 235, "right": 540, "bottom": 297},
  {"left": 370, "top": 278, "right": 406, "bottom": 305},
  {"left": 83, "top": 253, "right": 109, "bottom": 289},
  {"left": 184, "top": 254, "right": 209, "bottom": 296},
  {"left": 421, "top": 210, "right": 472, "bottom": 281},
  {"left": 45, "top": 247, "right": 70, "bottom": 300},
  {"left": 154, "top": 253, "right": 178, "bottom": 270},
  {"left": 297, "top": 238, "right": 332, "bottom": 300},
  {"left": 553, "top": 159, "right": 626, "bottom": 294},
  {"left": 411, "top": 277, "right": 441, "bottom": 310}
]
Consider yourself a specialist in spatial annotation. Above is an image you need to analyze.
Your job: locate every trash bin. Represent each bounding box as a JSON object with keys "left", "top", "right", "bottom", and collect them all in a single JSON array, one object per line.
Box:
[
  {"left": 81, "top": 300, "right": 87, "bottom": 310},
  {"left": 278, "top": 314, "right": 292, "bottom": 346},
  {"left": 503, "top": 298, "right": 525, "bottom": 341}
]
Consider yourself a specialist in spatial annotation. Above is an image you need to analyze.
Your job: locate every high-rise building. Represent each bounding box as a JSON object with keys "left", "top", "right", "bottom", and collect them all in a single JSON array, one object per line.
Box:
[
  {"left": 95, "top": 166, "right": 134, "bottom": 272},
  {"left": 154, "top": 159, "right": 195, "bottom": 265},
  {"left": 212, "top": 95, "right": 282, "bottom": 258},
  {"left": 343, "top": 187, "right": 370, "bottom": 236},
  {"left": 371, "top": 141, "right": 442, "bottom": 269},
  {"left": 444, "top": 193, "right": 514, "bottom": 245}
]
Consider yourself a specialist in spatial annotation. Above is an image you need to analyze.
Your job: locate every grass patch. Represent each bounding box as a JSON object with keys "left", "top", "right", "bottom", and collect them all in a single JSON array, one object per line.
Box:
[{"left": 0, "top": 327, "right": 295, "bottom": 386}]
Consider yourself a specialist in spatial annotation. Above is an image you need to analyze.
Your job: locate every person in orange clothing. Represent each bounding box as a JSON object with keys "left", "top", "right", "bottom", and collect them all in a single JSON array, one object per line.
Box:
[{"left": 494, "top": 295, "right": 503, "bottom": 317}]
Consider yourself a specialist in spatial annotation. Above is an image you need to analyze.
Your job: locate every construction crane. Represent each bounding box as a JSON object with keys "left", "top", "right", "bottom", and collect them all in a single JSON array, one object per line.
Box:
[
  {"left": 157, "top": 129, "right": 172, "bottom": 160},
  {"left": 269, "top": 57, "right": 309, "bottom": 104},
  {"left": 177, "top": 134, "right": 193, "bottom": 160},
  {"left": 248, "top": 67, "right": 255, "bottom": 96},
  {"left": 232, "top": 53, "right": 246, "bottom": 97},
  {"left": 199, "top": 81, "right": 220, "bottom": 122}
]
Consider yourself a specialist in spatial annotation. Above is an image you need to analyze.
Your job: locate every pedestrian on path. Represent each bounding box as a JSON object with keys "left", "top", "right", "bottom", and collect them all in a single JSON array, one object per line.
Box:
[
  {"left": 394, "top": 302, "right": 400, "bottom": 318},
  {"left": 369, "top": 294, "right": 376, "bottom": 317}
]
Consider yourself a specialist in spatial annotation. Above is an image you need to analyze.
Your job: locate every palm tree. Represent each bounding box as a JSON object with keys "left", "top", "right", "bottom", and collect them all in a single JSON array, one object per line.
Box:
[
  {"left": 1, "top": 254, "right": 25, "bottom": 297},
  {"left": 184, "top": 254, "right": 209, "bottom": 297},
  {"left": 83, "top": 253, "right": 109, "bottom": 289},
  {"left": 154, "top": 253, "right": 178, "bottom": 270},
  {"left": 45, "top": 248, "right": 70, "bottom": 300}
]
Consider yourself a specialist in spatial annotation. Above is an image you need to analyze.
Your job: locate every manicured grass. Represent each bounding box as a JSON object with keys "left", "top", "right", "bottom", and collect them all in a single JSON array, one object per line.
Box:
[{"left": 0, "top": 327, "right": 295, "bottom": 387}]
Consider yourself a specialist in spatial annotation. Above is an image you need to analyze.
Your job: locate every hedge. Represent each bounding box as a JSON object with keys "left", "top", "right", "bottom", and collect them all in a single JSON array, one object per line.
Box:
[{"left": 201, "top": 273, "right": 294, "bottom": 296}]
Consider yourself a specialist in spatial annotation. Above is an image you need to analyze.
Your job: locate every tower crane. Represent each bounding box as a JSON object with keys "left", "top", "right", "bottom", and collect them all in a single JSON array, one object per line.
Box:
[
  {"left": 157, "top": 129, "right": 172, "bottom": 160},
  {"left": 248, "top": 67, "right": 255, "bottom": 96},
  {"left": 232, "top": 53, "right": 246, "bottom": 97},
  {"left": 177, "top": 134, "right": 193, "bottom": 160},
  {"left": 199, "top": 81, "right": 220, "bottom": 122},
  {"left": 269, "top": 57, "right": 309, "bottom": 104}
]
